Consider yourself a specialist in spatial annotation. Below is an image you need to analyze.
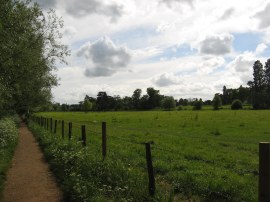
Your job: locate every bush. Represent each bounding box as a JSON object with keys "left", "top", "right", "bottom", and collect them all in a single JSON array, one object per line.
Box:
[
  {"left": 212, "top": 94, "right": 222, "bottom": 110},
  {"left": 161, "top": 96, "right": 176, "bottom": 110},
  {"left": 193, "top": 99, "right": 203, "bottom": 110},
  {"left": 178, "top": 105, "right": 184, "bottom": 110},
  {"left": 231, "top": 99, "right": 243, "bottom": 110}
]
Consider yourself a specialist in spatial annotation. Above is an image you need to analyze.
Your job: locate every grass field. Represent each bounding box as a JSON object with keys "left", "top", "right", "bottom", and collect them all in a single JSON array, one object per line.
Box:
[{"left": 34, "top": 109, "right": 270, "bottom": 201}]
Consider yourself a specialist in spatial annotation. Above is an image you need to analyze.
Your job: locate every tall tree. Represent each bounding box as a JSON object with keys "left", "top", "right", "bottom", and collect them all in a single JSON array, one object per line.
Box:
[
  {"left": 83, "top": 100, "right": 92, "bottom": 112},
  {"left": 222, "top": 86, "right": 228, "bottom": 105},
  {"left": 96, "top": 92, "right": 108, "bottom": 111},
  {"left": 132, "top": 89, "right": 142, "bottom": 109},
  {"left": 248, "top": 60, "right": 266, "bottom": 109},
  {"left": 146, "top": 87, "right": 161, "bottom": 109},
  {"left": 212, "top": 94, "right": 222, "bottom": 110},
  {"left": 264, "top": 59, "right": 270, "bottom": 107},
  {"left": 252, "top": 60, "right": 265, "bottom": 91},
  {"left": 265, "top": 59, "right": 270, "bottom": 91},
  {"left": 0, "top": 0, "right": 69, "bottom": 115}
]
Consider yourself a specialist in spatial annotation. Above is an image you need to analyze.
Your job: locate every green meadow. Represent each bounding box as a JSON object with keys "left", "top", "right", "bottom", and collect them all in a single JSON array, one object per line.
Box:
[{"left": 34, "top": 109, "right": 270, "bottom": 201}]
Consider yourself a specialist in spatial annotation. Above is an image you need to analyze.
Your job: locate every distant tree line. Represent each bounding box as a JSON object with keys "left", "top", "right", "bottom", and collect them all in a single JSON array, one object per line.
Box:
[
  {"left": 47, "top": 58, "right": 270, "bottom": 112},
  {"left": 49, "top": 87, "right": 210, "bottom": 112},
  {"left": 48, "top": 86, "right": 251, "bottom": 112}
]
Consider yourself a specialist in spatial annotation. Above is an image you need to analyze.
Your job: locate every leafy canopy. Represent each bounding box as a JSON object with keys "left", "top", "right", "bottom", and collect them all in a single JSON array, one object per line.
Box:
[{"left": 0, "top": 0, "right": 69, "bottom": 116}]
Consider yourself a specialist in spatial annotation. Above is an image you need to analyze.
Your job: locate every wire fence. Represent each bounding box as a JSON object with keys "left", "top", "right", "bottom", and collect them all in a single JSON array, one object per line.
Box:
[
  {"left": 31, "top": 115, "right": 157, "bottom": 196},
  {"left": 30, "top": 114, "right": 270, "bottom": 200}
]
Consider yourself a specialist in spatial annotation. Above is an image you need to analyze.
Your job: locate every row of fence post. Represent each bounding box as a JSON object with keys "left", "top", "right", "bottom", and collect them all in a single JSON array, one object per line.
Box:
[
  {"left": 33, "top": 116, "right": 107, "bottom": 157},
  {"left": 31, "top": 116, "right": 270, "bottom": 200},
  {"left": 32, "top": 116, "right": 157, "bottom": 197}
]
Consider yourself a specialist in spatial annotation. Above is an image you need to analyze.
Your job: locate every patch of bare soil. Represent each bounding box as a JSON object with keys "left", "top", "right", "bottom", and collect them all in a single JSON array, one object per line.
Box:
[{"left": 3, "top": 123, "right": 63, "bottom": 202}]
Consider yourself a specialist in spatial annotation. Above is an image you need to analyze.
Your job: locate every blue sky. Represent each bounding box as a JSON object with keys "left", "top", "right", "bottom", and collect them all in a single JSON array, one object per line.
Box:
[{"left": 35, "top": 0, "right": 270, "bottom": 104}]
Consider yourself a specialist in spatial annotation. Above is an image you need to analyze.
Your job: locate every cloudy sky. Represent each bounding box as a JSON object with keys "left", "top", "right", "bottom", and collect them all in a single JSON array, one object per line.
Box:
[{"left": 36, "top": 0, "right": 270, "bottom": 104}]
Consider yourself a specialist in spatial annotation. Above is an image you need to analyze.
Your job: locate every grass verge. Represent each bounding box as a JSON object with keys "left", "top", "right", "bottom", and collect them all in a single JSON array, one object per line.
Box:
[
  {"left": 29, "top": 121, "right": 163, "bottom": 201},
  {"left": 0, "top": 116, "right": 19, "bottom": 199}
]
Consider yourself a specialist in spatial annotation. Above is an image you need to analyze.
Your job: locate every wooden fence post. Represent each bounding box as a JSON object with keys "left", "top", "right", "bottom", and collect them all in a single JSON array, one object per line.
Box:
[
  {"left": 62, "top": 120, "right": 64, "bottom": 139},
  {"left": 47, "top": 118, "right": 49, "bottom": 130},
  {"left": 50, "top": 118, "right": 53, "bottom": 132},
  {"left": 259, "top": 142, "right": 270, "bottom": 202},
  {"left": 102, "top": 122, "right": 107, "bottom": 159},
  {"left": 68, "top": 122, "right": 72, "bottom": 140},
  {"left": 44, "top": 118, "right": 46, "bottom": 129},
  {"left": 81, "top": 125, "right": 86, "bottom": 147},
  {"left": 145, "top": 142, "right": 155, "bottom": 196},
  {"left": 54, "top": 120, "right": 57, "bottom": 134}
]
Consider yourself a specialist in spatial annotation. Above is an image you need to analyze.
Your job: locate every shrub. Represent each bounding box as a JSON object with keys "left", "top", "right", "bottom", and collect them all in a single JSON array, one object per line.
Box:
[
  {"left": 212, "top": 94, "right": 222, "bottom": 110},
  {"left": 231, "top": 99, "right": 243, "bottom": 110},
  {"left": 193, "top": 99, "right": 203, "bottom": 110},
  {"left": 161, "top": 96, "right": 176, "bottom": 110},
  {"left": 178, "top": 105, "right": 184, "bottom": 110}
]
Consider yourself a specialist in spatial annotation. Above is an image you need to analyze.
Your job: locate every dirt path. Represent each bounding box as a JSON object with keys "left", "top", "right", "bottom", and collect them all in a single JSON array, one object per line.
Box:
[{"left": 3, "top": 123, "right": 63, "bottom": 202}]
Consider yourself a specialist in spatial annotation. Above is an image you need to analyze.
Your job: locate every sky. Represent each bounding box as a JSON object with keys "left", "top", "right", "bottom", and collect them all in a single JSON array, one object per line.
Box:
[{"left": 35, "top": 0, "right": 270, "bottom": 104}]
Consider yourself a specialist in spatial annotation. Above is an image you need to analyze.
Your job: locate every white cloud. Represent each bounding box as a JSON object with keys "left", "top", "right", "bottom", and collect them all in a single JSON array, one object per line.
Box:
[
  {"left": 132, "top": 47, "right": 163, "bottom": 62},
  {"left": 47, "top": 0, "right": 270, "bottom": 103},
  {"left": 64, "top": 0, "right": 124, "bottom": 22},
  {"left": 64, "top": 26, "right": 78, "bottom": 39},
  {"left": 197, "top": 56, "right": 225, "bottom": 74},
  {"left": 254, "top": 3, "right": 270, "bottom": 29},
  {"left": 35, "top": 0, "right": 124, "bottom": 22},
  {"left": 34, "top": 0, "right": 57, "bottom": 9},
  {"left": 199, "top": 34, "right": 234, "bottom": 55},
  {"left": 226, "top": 52, "right": 256, "bottom": 84},
  {"left": 152, "top": 72, "right": 180, "bottom": 87},
  {"left": 255, "top": 43, "right": 268, "bottom": 55},
  {"left": 160, "top": 0, "right": 194, "bottom": 7},
  {"left": 219, "top": 8, "right": 235, "bottom": 20},
  {"left": 77, "top": 36, "right": 131, "bottom": 77}
]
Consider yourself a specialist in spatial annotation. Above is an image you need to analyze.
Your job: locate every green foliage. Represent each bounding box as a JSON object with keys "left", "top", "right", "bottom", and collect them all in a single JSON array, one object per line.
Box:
[
  {"left": 248, "top": 59, "right": 270, "bottom": 109},
  {"left": 193, "top": 99, "right": 203, "bottom": 110},
  {"left": 132, "top": 89, "right": 142, "bottom": 109},
  {"left": 161, "top": 96, "right": 176, "bottom": 110},
  {"left": 0, "top": 117, "right": 18, "bottom": 148},
  {"left": 222, "top": 85, "right": 250, "bottom": 105},
  {"left": 212, "top": 94, "right": 222, "bottom": 110},
  {"left": 178, "top": 105, "right": 184, "bottom": 110},
  {"left": 0, "top": 117, "right": 18, "bottom": 196},
  {"left": 146, "top": 87, "right": 161, "bottom": 109},
  {"left": 83, "top": 100, "right": 92, "bottom": 112},
  {"left": 0, "top": 0, "right": 69, "bottom": 115},
  {"left": 231, "top": 99, "right": 243, "bottom": 110}
]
